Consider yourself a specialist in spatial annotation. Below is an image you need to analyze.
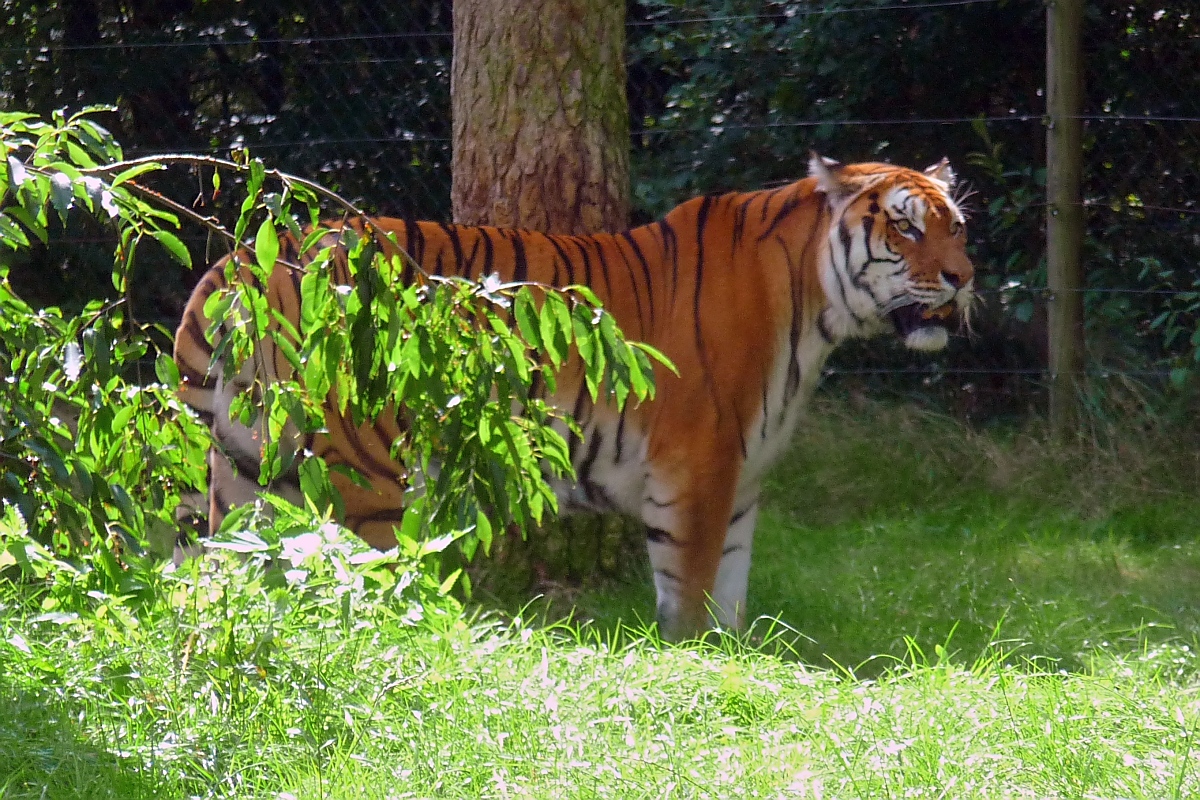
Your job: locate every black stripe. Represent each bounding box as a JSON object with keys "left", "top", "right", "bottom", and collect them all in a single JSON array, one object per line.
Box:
[
  {"left": 288, "top": 254, "right": 304, "bottom": 297},
  {"left": 733, "top": 196, "right": 751, "bottom": 247},
  {"left": 347, "top": 509, "right": 408, "bottom": 527},
  {"left": 647, "top": 527, "right": 681, "bottom": 546},
  {"left": 372, "top": 417, "right": 404, "bottom": 453},
  {"left": 212, "top": 485, "right": 232, "bottom": 518},
  {"left": 692, "top": 196, "right": 715, "bottom": 353},
  {"left": 837, "top": 219, "right": 855, "bottom": 269},
  {"left": 547, "top": 234, "right": 576, "bottom": 284},
  {"left": 440, "top": 223, "right": 467, "bottom": 279},
  {"left": 611, "top": 236, "right": 647, "bottom": 331},
  {"left": 797, "top": 204, "right": 831, "bottom": 360},
  {"left": 571, "top": 238, "right": 593, "bottom": 289},
  {"left": 856, "top": 215, "right": 875, "bottom": 282},
  {"left": 510, "top": 230, "right": 528, "bottom": 284},
  {"left": 591, "top": 237, "right": 613, "bottom": 297},
  {"left": 657, "top": 220, "right": 678, "bottom": 300},
  {"left": 332, "top": 413, "right": 400, "bottom": 478},
  {"left": 816, "top": 310, "right": 835, "bottom": 344},
  {"left": 760, "top": 382, "right": 770, "bottom": 440},
  {"left": 757, "top": 192, "right": 804, "bottom": 241},
  {"left": 729, "top": 504, "right": 754, "bottom": 526},
  {"left": 620, "top": 231, "right": 655, "bottom": 328},
  {"left": 405, "top": 216, "right": 426, "bottom": 266},
  {"left": 183, "top": 316, "right": 214, "bottom": 364},
  {"left": 577, "top": 430, "right": 603, "bottom": 490},
  {"left": 614, "top": 407, "right": 627, "bottom": 463},
  {"left": 776, "top": 232, "right": 804, "bottom": 397},
  {"left": 832, "top": 222, "right": 865, "bottom": 326},
  {"left": 692, "top": 197, "right": 722, "bottom": 416},
  {"left": 733, "top": 405, "right": 748, "bottom": 460},
  {"left": 481, "top": 228, "right": 496, "bottom": 277},
  {"left": 224, "top": 443, "right": 262, "bottom": 484},
  {"left": 464, "top": 233, "right": 484, "bottom": 278}
]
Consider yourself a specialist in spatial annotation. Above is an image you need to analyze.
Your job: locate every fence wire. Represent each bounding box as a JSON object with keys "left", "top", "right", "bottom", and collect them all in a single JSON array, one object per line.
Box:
[{"left": 2, "top": 0, "right": 1198, "bottom": 420}]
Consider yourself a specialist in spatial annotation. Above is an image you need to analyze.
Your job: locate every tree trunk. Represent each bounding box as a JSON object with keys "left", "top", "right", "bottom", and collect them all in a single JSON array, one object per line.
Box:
[
  {"left": 451, "top": 0, "right": 629, "bottom": 234},
  {"left": 451, "top": 0, "right": 634, "bottom": 591}
]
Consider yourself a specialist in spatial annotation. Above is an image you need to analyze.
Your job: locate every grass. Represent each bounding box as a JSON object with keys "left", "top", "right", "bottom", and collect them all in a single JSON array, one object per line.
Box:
[
  {"left": 6, "top": 396, "right": 1200, "bottom": 798},
  {"left": 563, "top": 396, "right": 1200, "bottom": 673},
  {"left": 4, "top": 606, "right": 1200, "bottom": 799}
]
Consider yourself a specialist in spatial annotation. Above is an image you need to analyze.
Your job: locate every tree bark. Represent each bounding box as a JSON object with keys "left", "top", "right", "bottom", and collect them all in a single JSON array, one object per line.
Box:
[{"left": 451, "top": 0, "right": 629, "bottom": 234}]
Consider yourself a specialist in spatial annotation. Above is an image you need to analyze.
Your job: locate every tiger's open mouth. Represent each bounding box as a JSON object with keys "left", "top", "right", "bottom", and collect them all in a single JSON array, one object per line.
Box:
[{"left": 890, "top": 303, "right": 954, "bottom": 352}]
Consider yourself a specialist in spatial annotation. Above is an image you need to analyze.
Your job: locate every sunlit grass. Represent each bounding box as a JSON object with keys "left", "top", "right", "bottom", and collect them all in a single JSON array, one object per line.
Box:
[
  {"left": 4, "top": 604, "right": 1200, "bottom": 799},
  {"left": 7, "top": 396, "right": 1200, "bottom": 797}
]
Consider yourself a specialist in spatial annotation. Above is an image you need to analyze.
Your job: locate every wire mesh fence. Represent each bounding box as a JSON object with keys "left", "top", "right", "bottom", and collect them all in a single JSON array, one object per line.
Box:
[{"left": 2, "top": 0, "right": 1197, "bottom": 422}]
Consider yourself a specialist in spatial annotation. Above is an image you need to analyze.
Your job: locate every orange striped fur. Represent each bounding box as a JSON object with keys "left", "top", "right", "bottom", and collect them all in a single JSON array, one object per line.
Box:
[{"left": 174, "top": 155, "right": 975, "bottom": 639}]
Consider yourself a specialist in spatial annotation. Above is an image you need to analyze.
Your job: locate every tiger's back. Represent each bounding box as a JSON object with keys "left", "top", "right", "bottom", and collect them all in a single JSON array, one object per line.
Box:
[{"left": 175, "top": 155, "right": 976, "bottom": 638}]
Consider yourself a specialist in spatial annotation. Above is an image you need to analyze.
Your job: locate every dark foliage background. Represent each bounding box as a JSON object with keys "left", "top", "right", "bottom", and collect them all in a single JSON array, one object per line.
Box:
[{"left": 2, "top": 0, "right": 1198, "bottom": 421}]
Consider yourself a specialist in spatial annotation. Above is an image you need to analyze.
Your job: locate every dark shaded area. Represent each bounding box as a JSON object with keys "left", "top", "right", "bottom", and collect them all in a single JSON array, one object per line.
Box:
[
  {"left": 628, "top": 0, "right": 1200, "bottom": 420},
  {"left": 0, "top": 678, "right": 175, "bottom": 799},
  {"left": 2, "top": 0, "right": 1198, "bottom": 420}
]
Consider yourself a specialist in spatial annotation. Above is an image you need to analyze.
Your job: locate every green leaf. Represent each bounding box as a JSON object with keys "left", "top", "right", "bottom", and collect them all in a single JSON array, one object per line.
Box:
[
  {"left": 632, "top": 341, "right": 676, "bottom": 375},
  {"left": 66, "top": 141, "right": 97, "bottom": 169},
  {"left": 475, "top": 510, "right": 493, "bottom": 556},
  {"left": 7, "top": 156, "right": 29, "bottom": 188},
  {"left": 540, "top": 292, "right": 572, "bottom": 366},
  {"left": 150, "top": 230, "right": 192, "bottom": 268},
  {"left": 209, "top": 527, "right": 269, "bottom": 553},
  {"left": 48, "top": 173, "right": 73, "bottom": 213},
  {"left": 438, "top": 568, "right": 462, "bottom": 595},
  {"left": 420, "top": 532, "right": 463, "bottom": 558},
  {"left": 154, "top": 352, "right": 181, "bottom": 388},
  {"left": 5, "top": 205, "right": 47, "bottom": 245},
  {"left": 514, "top": 288, "right": 542, "bottom": 349},
  {"left": 255, "top": 218, "right": 280, "bottom": 274},
  {"left": 0, "top": 214, "right": 30, "bottom": 250},
  {"left": 399, "top": 500, "right": 423, "bottom": 544},
  {"left": 567, "top": 284, "right": 601, "bottom": 307},
  {"left": 111, "top": 162, "right": 164, "bottom": 186},
  {"left": 300, "top": 227, "right": 332, "bottom": 255}
]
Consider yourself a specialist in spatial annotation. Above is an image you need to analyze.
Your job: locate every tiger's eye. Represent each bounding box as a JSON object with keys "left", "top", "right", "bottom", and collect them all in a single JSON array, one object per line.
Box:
[
  {"left": 949, "top": 220, "right": 964, "bottom": 236},
  {"left": 894, "top": 219, "right": 912, "bottom": 233}
]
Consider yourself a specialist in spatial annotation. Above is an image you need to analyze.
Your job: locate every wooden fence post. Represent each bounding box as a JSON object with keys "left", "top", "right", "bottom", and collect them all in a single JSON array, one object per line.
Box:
[{"left": 1046, "top": 0, "right": 1086, "bottom": 434}]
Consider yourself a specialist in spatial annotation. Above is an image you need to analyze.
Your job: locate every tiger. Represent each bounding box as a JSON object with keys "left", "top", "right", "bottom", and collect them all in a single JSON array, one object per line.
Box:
[{"left": 174, "top": 154, "right": 975, "bottom": 640}]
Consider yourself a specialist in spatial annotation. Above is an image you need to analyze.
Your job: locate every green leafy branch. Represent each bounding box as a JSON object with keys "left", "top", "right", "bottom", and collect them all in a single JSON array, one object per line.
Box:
[{"left": 2, "top": 107, "right": 673, "bottom": 587}]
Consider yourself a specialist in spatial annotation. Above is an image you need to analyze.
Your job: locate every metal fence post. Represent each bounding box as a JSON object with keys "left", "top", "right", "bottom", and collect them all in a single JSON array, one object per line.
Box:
[{"left": 1046, "top": 0, "right": 1086, "bottom": 434}]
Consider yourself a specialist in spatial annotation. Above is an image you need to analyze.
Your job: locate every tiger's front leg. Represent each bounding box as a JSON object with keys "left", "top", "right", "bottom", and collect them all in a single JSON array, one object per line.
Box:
[{"left": 640, "top": 464, "right": 751, "bottom": 640}]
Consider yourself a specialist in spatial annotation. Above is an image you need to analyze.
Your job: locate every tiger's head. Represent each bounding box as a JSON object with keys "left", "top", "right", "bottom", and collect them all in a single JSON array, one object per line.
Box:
[{"left": 809, "top": 153, "right": 975, "bottom": 352}]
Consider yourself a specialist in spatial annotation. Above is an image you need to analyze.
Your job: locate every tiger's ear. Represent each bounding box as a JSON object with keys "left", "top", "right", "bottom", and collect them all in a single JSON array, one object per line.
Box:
[
  {"left": 808, "top": 152, "right": 854, "bottom": 199},
  {"left": 923, "top": 158, "right": 957, "bottom": 188}
]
